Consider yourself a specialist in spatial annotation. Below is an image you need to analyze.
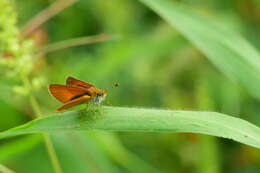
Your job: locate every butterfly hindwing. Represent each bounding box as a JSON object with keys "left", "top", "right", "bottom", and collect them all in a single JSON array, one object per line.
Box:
[{"left": 56, "top": 95, "right": 91, "bottom": 112}]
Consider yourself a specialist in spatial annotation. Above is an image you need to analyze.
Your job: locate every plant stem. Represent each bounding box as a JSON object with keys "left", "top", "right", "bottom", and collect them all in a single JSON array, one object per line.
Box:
[
  {"left": 21, "top": 74, "right": 63, "bottom": 173},
  {"left": 43, "top": 134, "right": 63, "bottom": 173},
  {"left": 20, "top": 0, "right": 78, "bottom": 39},
  {"left": 34, "top": 34, "right": 115, "bottom": 55},
  {"left": 196, "top": 81, "right": 220, "bottom": 173}
]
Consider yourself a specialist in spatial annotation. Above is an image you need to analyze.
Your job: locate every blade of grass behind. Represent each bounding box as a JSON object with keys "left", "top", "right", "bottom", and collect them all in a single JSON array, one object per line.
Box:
[{"left": 139, "top": 0, "right": 260, "bottom": 100}]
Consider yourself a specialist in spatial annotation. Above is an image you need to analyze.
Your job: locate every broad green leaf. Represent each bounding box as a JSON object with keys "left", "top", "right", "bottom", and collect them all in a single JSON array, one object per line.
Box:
[
  {"left": 50, "top": 133, "right": 119, "bottom": 173},
  {"left": 0, "top": 106, "right": 260, "bottom": 149},
  {"left": 139, "top": 0, "right": 260, "bottom": 100},
  {"left": 0, "top": 164, "right": 15, "bottom": 173},
  {"left": 0, "top": 135, "right": 41, "bottom": 162},
  {"left": 85, "top": 131, "right": 159, "bottom": 173}
]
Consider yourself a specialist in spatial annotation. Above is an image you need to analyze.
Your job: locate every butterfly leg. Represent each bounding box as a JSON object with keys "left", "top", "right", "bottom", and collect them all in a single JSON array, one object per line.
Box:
[
  {"left": 98, "top": 103, "right": 102, "bottom": 118},
  {"left": 92, "top": 103, "right": 96, "bottom": 119},
  {"left": 86, "top": 103, "right": 89, "bottom": 111}
]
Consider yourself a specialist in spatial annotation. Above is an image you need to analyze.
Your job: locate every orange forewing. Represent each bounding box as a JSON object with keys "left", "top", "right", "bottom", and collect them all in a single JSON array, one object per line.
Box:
[
  {"left": 66, "top": 76, "right": 94, "bottom": 89},
  {"left": 49, "top": 84, "right": 91, "bottom": 103},
  {"left": 56, "top": 95, "right": 91, "bottom": 112}
]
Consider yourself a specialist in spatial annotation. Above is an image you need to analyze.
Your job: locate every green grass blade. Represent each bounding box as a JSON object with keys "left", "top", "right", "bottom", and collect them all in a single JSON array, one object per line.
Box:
[
  {"left": 64, "top": 132, "right": 120, "bottom": 173},
  {"left": 139, "top": 0, "right": 260, "bottom": 100},
  {"left": 0, "top": 164, "right": 15, "bottom": 173},
  {"left": 0, "top": 106, "right": 260, "bottom": 149},
  {"left": 85, "top": 131, "right": 160, "bottom": 173},
  {"left": 50, "top": 133, "right": 118, "bottom": 173},
  {"left": 0, "top": 135, "right": 41, "bottom": 162}
]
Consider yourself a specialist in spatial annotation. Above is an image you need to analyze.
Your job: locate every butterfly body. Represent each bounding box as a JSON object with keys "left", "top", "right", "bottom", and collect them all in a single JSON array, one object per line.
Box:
[
  {"left": 49, "top": 77, "right": 107, "bottom": 114},
  {"left": 86, "top": 87, "right": 107, "bottom": 104}
]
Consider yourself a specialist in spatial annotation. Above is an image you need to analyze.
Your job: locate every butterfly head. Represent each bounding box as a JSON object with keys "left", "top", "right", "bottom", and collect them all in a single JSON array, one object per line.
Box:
[{"left": 95, "top": 89, "right": 107, "bottom": 103}]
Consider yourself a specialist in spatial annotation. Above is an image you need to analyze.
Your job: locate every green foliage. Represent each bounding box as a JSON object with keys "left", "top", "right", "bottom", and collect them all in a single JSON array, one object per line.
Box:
[
  {"left": 1, "top": 106, "right": 260, "bottom": 149},
  {"left": 0, "top": 0, "right": 34, "bottom": 77},
  {"left": 0, "top": 135, "right": 41, "bottom": 162},
  {"left": 140, "top": 0, "right": 260, "bottom": 100},
  {"left": 1, "top": 0, "right": 260, "bottom": 172},
  {"left": 0, "top": 0, "right": 19, "bottom": 53}
]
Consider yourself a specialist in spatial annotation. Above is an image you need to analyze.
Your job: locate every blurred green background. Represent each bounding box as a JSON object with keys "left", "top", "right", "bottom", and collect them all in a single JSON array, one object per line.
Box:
[{"left": 1, "top": 0, "right": 260, "bottom": 172}]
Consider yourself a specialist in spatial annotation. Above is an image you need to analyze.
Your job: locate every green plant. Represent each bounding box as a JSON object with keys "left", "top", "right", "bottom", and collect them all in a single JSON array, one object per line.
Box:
[
  {"left": 2, "top": 0, "right": 260, "bottom": 172},
  {"left": 1, "top": 106, "right": 260, "bottom": 148}
]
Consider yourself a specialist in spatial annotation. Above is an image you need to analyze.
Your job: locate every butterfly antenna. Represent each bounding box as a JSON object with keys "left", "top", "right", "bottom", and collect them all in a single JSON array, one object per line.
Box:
[{"left": 105, "top": 82, "right": 120, "bottom": 106}]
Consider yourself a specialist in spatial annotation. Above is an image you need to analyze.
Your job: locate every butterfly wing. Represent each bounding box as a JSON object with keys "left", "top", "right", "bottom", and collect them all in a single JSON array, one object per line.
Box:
[
  {"left": 56, "top": 95, "right": 91, "bottom": 112},
  {"left": 66, "top": 76, "right": 94, "bottom": 89},
  {"left": 49, "top": 84, "right": 92, "bottom": 103}
]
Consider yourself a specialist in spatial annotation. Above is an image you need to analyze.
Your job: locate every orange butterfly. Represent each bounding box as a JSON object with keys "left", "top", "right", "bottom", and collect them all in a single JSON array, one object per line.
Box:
[{"left": 49, "top": 76, "right": 107, "bottom": 117}]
